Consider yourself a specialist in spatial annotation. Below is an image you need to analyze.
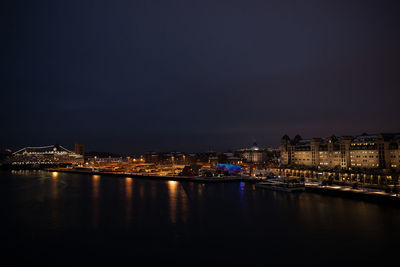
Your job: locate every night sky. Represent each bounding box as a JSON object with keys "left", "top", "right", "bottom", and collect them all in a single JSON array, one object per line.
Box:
[{"left": 2, "top": 0, "right": 399, "bottom": 153}]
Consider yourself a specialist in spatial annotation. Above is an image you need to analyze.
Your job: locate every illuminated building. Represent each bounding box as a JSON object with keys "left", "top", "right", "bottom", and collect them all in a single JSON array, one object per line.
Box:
[
  {"left": 209, "top": 153, "right": 242, "bottom": 168},
  {"left": 280, "top": 133, "right": 400, "bottom": 171},
  {"left": 236, "top": 143, "right": 266, "bottom": 163},
  {"left": 74, "top": 142, "right": 85, "bottom": 156},
  {"left": 144, "top": 152, "right": 160, "bottom": 163},
  {"left": 143, "top": 151, "right": 188, "bottom": 165},
  {"left": 215, "top": 164, "right": 243, "bottom": 174}
]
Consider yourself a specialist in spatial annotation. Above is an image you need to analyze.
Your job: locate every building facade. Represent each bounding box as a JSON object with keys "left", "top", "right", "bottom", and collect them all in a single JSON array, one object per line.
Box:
[
  {"left": 280, "top": 133, "right": 400, "bottom": 172},
  {"left": 74, "top": 142, "right": 85, "bottom": 156},
  {"left": 236, "top": 143, "right": 266, "bottom": 163}
]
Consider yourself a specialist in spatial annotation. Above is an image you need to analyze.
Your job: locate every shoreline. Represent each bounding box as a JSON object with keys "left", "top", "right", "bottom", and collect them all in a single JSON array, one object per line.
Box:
[
  {"left": 5, "top": 168, "right": 400, "bottom": 205},
  {"left": 47, "top": 168, "right": 257, "bottom": 183},
  {"left": 305, "top": 183, "right": 400, "bottom": 205},
  {"left": 52, "top": 168, "right": 399, "bottom": 204}
]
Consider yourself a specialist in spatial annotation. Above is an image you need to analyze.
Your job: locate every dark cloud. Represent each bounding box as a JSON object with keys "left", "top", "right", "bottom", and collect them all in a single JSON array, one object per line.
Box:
[{"left": 2, "top": 0, "right": 399, "bottom": 153}]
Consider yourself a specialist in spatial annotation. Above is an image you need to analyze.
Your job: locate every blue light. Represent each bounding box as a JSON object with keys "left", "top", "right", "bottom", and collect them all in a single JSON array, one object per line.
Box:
[{"left": 216, "top": 164, "right": 243, "bottom": 174}]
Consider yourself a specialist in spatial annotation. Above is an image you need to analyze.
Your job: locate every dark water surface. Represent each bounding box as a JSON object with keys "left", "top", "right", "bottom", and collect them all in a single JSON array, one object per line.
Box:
[{"left": 1, "top": 170, "right": 399, "bottom": 266}]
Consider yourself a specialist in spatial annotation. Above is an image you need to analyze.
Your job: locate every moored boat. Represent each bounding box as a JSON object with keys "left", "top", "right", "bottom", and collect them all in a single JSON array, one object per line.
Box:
[{"left": 256, "top": 177, "right": 305, "bottom": 192}]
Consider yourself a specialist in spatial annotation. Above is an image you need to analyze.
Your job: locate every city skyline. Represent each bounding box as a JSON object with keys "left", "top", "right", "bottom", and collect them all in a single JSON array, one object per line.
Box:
[
  {"left": 2, "top": 0, "right": 399, "bottom": 153},
  {"left": 3, "top": 131, "right": 400, "bottom": 155},
  {"left": 2, "top": 2, "right": 400, "bottom": 266}
]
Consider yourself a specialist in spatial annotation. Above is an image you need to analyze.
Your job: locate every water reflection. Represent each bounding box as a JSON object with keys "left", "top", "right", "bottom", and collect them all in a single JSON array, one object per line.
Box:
[
  {"left": 150, "top": 180, "right": 157, "bottom": 211},
  {"left": 51, "top": 173, "right": 58, "bottom": 199},
  {"left": 51, "top": 172, "right": 59, "bottom": 227},
  {"left": 125, "top": 177, "right": 133, "bottom": 225},
  {"left": 197, "top": 184, "right": 203, "bottom": 196},
  {"left": 139, "top": 182, "right": 145, "bottom": 199},
  {"left": 239, "top": 182, "right": 245, "bottom": 200},
  {"left": 92, "top": 175, "right": 100, "bottom": 228},
  {"left": 3, "top": 171, "right": 400, "bottom": 266},
  {"left": 179, "top": 186, "right": 189, "bottom": 223},
  {"left": 168, "top": 181, "right": 178, "bottom": 223},
  {"left": 151, "top": 180, "right": 157, "bottom": 199},
  {"left": 167, "top": 181, "right": 189, "bottom": 224}
]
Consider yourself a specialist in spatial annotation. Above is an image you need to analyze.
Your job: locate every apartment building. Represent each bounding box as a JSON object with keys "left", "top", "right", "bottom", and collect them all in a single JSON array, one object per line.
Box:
[{"left": 280, "top": 133, "right": 400, "bottom": 171}]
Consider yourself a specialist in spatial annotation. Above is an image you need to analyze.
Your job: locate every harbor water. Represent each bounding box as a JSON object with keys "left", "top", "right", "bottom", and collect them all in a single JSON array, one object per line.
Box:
[{"left": 1, "top": 170, "right": 399, "bottom": 266}]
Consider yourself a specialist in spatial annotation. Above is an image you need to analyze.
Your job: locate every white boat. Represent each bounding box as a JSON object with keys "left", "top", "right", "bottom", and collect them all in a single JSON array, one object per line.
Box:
[{"left": 255, "top": 177, "right": 305, "bottom": 192}]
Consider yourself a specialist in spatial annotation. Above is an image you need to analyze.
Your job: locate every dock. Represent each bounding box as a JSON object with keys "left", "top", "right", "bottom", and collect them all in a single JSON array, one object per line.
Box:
[{"left": 305, "top": 183, "right": 400, "bottom": 204}]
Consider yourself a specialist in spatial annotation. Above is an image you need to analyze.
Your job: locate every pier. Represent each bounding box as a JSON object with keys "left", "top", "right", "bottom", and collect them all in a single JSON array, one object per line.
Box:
[{"left": 305, "top": 183, "right": 400, "bottom": 204}]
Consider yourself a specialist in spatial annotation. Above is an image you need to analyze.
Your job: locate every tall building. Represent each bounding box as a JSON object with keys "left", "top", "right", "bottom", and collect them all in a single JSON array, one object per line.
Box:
[
  {"left": 280, "top": 133, "right": 400, "bottom": 171},
  {"left": 74, "top": 142, "right": 85, "bottom": 156}
]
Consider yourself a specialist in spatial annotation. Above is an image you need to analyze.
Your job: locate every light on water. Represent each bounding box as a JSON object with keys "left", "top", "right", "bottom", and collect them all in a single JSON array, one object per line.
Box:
[{"left": 1, "top": 170, "right": 399, "bottom": 266}]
